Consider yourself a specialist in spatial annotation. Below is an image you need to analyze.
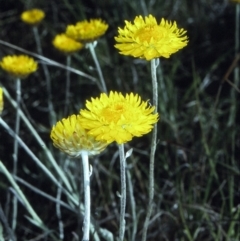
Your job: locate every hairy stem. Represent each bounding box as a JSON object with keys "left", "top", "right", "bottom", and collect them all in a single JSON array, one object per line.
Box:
[
  {"left": 64, "top": 55, "right": 71, "bottom": 116},
  {"left": 33, "top": 26, "right": 56, "bottom": 124},
  {"left": 2, "top": 87, "right": 73, "bottom": 193},
  {"left": 118, "top": 144, "right": 126, "bottom": 241},
  {"left": 141, "top": 58, "right": 158, "bottom": 241},
  {"left": 12, "top": 78, "right": 21, "bottom": 231},
  {"left": 81, "top": 151, "right": 91, "bottom": 241},
  {"left": 0, "top": 161, "right": 43, "bottom": 227},
  {"left": 87, "top": 42, "right": 107, "bottom": 93}
]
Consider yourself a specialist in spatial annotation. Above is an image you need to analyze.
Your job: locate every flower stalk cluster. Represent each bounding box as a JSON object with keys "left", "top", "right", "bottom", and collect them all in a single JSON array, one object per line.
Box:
[{"left": 1, "top": 7, "right": 189, "bottom": 241}]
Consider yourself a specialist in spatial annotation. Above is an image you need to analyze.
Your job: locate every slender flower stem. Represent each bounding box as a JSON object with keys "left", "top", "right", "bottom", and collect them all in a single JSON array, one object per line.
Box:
[
  {"left": 33, "top": 26, "right": 56, "bottom": 125},
  {"left": 127, "top": 169, "right": 137, "bottom": 241},
  {"left": 81, "top": 151, "right": 91, "bottom": 241},
  {"left": 0, "top": 39, "right": 97, "bottom": 82},
  {"left": 12, "top": 78, "right": 21, "bottom": 231},
  {"left": 2, "top": 87, "right": 73, "bottom": 193},
  {"left": 64, "top": 55, "right": 71, "bottom": 116},
  {"left": 56, "top": 180, "right": 64, "bottom": 240},
  {"left": 0, "top": 161, "right": 43, "bottom": 227},
  {"left": 87, "top": 42, "right": 108, "bottom": 93},
  {"left": 141, "top": 58, "right": 159, "bottom": 241},
  {"left": 118, "top": 144, "right": 126, "bottom": 241},
  {"left": 0, "top": 118, "right": 62, "bottom": 191},
  {"left": 0, "top": 117, "right": 81, "bottom": 212},
  {"left": 0, "top": 161, "right": 60, "bottom": 241}
]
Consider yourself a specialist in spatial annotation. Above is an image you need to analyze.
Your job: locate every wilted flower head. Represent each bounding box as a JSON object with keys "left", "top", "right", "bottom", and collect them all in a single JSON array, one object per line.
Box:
[
  {"left": 66, "top": 19, "right": 108, "bottom": 42},
  {"left": 0, "top": 88, "right": 3, "bottom": 115},
  {"left": 0, "top": 55, "right": 38, "bottom": 78},
  {"left": 79, "top": 91, "right": 159, "bottom": 144},
  {"left": 21, "top": 9, "right": 45, "bottom": 25},
  {"left": 50, "top": 114, "right": 108, "bottom": 157},
  {"left": 115, "top": 14, "right": 188, "bottom": 61},
  {"left": 52, "top": 33, "right": 84, "bottom": 54}
]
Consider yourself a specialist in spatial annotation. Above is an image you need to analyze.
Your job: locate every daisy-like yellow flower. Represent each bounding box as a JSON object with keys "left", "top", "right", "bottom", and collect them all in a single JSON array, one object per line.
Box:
[
  {"left": 0, "top": 55, "right": 38, "bottom": 78},
  {"left": 0, "top": 88, "right": 3, "bottom": 115},
  {"left": 115, "top": 14, "right": 188, "bottom": 61},
  {"left": 52, "top": 33, "right": 84, "bottom": 54},
  {"left": 50, "top": 114, "right": 108, "bottom": 157},
  {"left": 20, "top": 9, "right": 45, "bottom": 25},
  {"left": 79, "top": 91, "right": 159, "bottom": 144},
  {"left": 66, "top": 19, "right": 108, "bottom": 42}
]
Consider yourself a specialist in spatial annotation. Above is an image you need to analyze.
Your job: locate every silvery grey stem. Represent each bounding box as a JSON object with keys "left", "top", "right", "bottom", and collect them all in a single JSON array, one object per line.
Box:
[
  {"left": 141, "top": 58, "right": 158, "bottom": 241},
  {"left": 81, "top": 151, "right": 91, "bottom": 241},
  {"left": 87, "top": 42, "right": 108, "bottom": 93},
  {"left": 0, "top": 40, "right": 96, "bottom": 81},
  {"left": 33, "top": 26, "right": 56, "bottom": 125},
  {"left": 0, "top": 161, "right": 43, "bottom": 228},
  {"left": 64, "top": 55, "right": 71, "bottom": 116},
  {"left": 118, "top": 144, "right": 126, "bottom": 241},
  {"left": 2, "top": 87, "right": 73, "bottom": 193},
  {"left": 12, "top": 78, "right": 21, "bottom": 231}
]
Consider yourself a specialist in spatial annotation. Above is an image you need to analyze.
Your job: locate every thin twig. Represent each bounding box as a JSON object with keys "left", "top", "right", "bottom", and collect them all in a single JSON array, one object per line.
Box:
[{"left": 213, "top": 54, "right": 240, "bottom": 112}]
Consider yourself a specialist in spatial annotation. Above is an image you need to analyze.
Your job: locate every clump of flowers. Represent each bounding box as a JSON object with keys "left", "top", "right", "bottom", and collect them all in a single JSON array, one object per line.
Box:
[
  {"left": 52, "top": 33, "right": 84, "bottom": 54},
  {"left": 20, "top": 9, "right": 45, "bottom": 25},
  {"left": 115, "top": 14, "right": 188, "bottom": 61},
  {"left": 66, "top": 19, "right": 109, "bottom": 42},
  {"left": 0, "top": 87, "right": 3, "bottom": 115},
  {"left": 0, "top": 55, "right": 38, "bottom": 78},
  {"left": 50, "top": 114, "right": 108, "bottom": 157},
  {"left": 79, "top": 91, "right": 159, "bottom": 144}
]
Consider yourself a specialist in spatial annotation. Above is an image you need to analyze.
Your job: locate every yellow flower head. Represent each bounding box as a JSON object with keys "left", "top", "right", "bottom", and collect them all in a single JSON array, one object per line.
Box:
[
  {"left": 231, "top": 0, "right": 240, "bottom": 2},
  {"left": 79, "top": 91, "right": 159, "bottom": 144},
  {"left": 0, "top": 55, "right": 38, "bottom": 78},
  {"left": 115, "top": 14, "right": 188, "bottom": 61},
  {"left": 21, "top": 9, "right": 45, "bottom": 25},
  {"left": 66, "top": 19, "right": 108, "bottom": 42},
  {"left": 0, "top": 88, "right": 3, "bottom": 115},
  {"left": 52, "top": 33, "right": 84, "bottom": 54},
  {"left": 50, "top": 114, "right": 108, "bottom": 157}
]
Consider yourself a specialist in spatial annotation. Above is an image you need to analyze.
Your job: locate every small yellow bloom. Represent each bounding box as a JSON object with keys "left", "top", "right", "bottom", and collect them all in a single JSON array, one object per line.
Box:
[
  {"left": 66, "top": 19, "right": 108, "bottom": 42},
  {"left": 115, "top": 14, "right": 188, "bottom": 61},
  {"left": 21, "top": 9, "right": 45, "bottom": 25},
  {"left": 50, "top": 114, "right": 108, "bottom": 157},
  {"left": 52, "top": 33, "right": 84, "bottom": 54},
  {"left": 0, "top": 88, "right": 3, "bottom": 115},
  {"left": 79, "top": 91, "right": 159, "bottom": 144},
  {"left": 0, "top": 55, "right": 38, "bottom": 78}
]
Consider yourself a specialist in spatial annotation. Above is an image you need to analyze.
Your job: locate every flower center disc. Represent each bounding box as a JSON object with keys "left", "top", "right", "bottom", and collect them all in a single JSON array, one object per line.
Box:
[
  {"left": 135, "top": 25, "right": 164, "bottom": 42},
  {"left": 101, "top": 104, "right": 128, "bottom": 123}
]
